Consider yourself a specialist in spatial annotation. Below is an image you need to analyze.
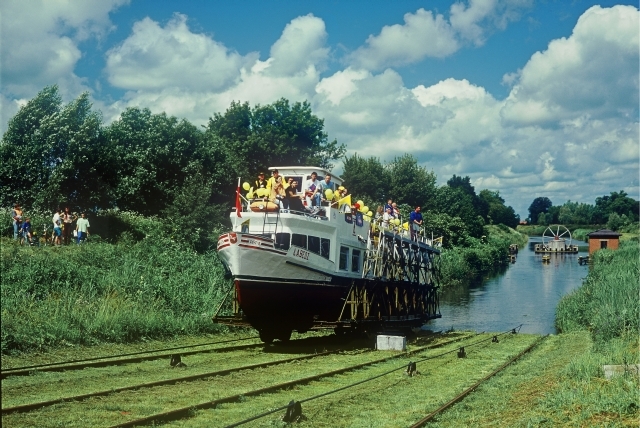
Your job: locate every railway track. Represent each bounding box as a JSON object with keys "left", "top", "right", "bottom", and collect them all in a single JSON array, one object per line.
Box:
[
  {"left": 4, "top": 331, "right": 538, "bottom": 428},
  {"left": 2, "top": 332, "right": 473, "bottom": 424},
  {"left": 104, "top": 333, "right": 478, "bottom": 427},
  {"left": 1, "top": 333, "right": 347, "bottom": 378},
  {"left": 408, "top": 335, "right": 547, "bottom": 427},
  {"left": 1, "top": 340, "right": 264, "bottom": 378},
  {"left": 1, "top": 349, "right": 344, "bottom": 415},
  {"left": 1, "top": 336, "right": 259, "bottom": 375}
]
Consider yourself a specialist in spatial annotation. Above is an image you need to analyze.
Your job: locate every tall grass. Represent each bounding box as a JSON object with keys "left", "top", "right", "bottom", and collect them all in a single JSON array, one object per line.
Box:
[
  {"left": 555, "top": 239, "right": 639, "bottom": 346},
  {"left": 1, "top": 236, "right": 232, "bottom": 354}
]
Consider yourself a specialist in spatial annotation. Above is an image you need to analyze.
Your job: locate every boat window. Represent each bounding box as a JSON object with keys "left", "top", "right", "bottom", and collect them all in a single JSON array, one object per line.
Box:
[
  {"left": 339, "top": 246, "right": 349, "bottom": 270},
  {"left": 308, "top": 236, "right": 320, "bottom": 255},
  {"left": 275, "top": 233, "right": 290, "bottom": 250},
  {"left": 292, "top": 233, "right": 307, "bottom": 249},
  {"left": 320, "top": 238, "right": 330, "bottom": 259},
  {"left": 351, "top": 249, "right": 361, "bottom": 273}
]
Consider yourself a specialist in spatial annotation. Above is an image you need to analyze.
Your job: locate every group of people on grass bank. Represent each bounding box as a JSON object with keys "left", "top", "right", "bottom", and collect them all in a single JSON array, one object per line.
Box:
[{"left": 11, "top": 204, "right": 90, "bottom": 245}]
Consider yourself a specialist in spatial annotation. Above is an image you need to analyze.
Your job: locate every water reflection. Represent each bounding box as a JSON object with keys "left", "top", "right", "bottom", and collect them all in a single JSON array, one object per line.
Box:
[{"left": 426, "top": 237, "right": 589, "bottom": 334}]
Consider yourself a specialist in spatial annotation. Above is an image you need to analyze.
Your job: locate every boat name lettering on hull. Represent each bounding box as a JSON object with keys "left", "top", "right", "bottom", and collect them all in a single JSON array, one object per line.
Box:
[{"left": 293, "top": 248, "right": 309, "bottom": 260}]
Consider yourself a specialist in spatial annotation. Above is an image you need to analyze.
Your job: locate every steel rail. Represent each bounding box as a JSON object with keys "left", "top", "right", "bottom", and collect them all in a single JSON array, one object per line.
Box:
[
  {"left": 1, "top": 336, "right": 259, "bottom": 374},
  {"left": 1, "top": 349, "right": 343, "bottom": 415},
  {"left": 224, "top": 327, "right": 521, "bottom": 427},
  {"left": 106, "top": 333, "right": 476, "bottom": 428},
  {"left": 1, "top": 342, "right": 265, "bottom": 378},
  {"left": 408, "top": 334, "right": 547, "bottom": 428}
]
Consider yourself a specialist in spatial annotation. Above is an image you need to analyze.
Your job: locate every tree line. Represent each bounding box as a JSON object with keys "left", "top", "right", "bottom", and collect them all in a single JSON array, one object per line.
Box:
[
  {"left": 2, "top": 85, "right": 522, "bottom": 248},
  {"left": 527, "top": 193, "right": 639, "bottom": 231}
]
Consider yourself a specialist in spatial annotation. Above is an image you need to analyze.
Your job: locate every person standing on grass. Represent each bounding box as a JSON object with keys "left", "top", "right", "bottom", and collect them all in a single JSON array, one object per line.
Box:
[
  {"left": 12, "top": 204, "right": 23, "bottom": 240},
  {"left": 62, "top": 207, "right": 76, "bottom": 245},
  {"left": 20, "top": 217, "right": 32, "bottom": 245},
  {"left": 52, "top": 209, "right": 62, "bottom": 246},
  {"left": 76, "top": 212, "right": 90, "bottom": 244}
]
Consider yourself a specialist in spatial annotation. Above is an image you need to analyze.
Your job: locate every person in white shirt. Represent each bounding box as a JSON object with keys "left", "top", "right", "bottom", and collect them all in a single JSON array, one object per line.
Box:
[
  {"left": 382, "top": 207, "right": 393, "bottom": 229},
  {"left": 304, "top": 171, "right": 321, "bottom": 207},
  {"left": 52, "top": 209, "right": 62, "bottom": 246}
]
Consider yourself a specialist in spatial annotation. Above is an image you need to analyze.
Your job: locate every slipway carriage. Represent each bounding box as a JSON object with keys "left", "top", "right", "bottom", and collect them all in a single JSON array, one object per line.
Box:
[{"left": 214, "top": 167, "right": 441, "bottom": 343}]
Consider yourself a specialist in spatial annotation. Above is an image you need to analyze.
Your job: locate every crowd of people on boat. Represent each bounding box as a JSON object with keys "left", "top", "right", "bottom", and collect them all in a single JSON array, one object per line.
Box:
[
  {"left": 11, "top": 204, "right": 90, "bottom": 246},
  {"left": 245, "top": 170, "right": 424, "bottom": 240}
]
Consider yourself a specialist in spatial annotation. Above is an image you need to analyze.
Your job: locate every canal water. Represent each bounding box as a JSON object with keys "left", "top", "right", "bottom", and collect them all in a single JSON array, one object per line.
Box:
[{"left": 427, "top": 237, "right": 590, "bottom": 334}]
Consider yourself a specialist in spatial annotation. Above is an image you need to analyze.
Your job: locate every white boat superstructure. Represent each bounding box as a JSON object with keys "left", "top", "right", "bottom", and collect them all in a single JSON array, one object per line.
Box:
[{"left": 215, "top": 167, "right": 441, "bottom": 343}]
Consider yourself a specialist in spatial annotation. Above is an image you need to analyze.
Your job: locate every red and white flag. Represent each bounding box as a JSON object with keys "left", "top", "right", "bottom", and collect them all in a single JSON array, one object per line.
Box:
[{"left": 235, "top": 177, "right": 242, "bottom": 217}]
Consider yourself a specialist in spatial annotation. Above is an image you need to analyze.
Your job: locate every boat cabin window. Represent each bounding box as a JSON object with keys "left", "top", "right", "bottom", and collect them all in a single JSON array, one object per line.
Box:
[
  {"left": 275, "top": 233, "right": 290, "bottom": 250},
  {"left": 308, "top": 236, "right": 320, "bottom": 255},
  {"left": 339, "top": 246, "right": 349, "bottom": 270},
  {"left": 320, "top": 238, "right": 330, "bottom": 259},
  {"left": 292, "top": 233, "right": 307, "bottom": 249},
  {"left": 351, "top": 249, "right": 361, "bottom": 273}
]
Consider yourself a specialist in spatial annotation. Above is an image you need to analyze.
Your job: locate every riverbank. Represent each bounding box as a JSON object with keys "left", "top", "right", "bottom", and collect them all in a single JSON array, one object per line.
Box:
[{"left": 438, "top": 224, "right": 528, "bottom": 287}]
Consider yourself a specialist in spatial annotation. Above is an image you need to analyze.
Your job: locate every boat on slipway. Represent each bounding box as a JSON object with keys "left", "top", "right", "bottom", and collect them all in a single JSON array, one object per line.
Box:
[{"left": 215, "top": 166, "right": 441, "bottom": 343}]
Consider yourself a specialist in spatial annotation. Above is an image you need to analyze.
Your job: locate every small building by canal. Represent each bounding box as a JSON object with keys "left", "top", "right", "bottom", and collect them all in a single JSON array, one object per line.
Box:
[{"left": 587, "top": 229, "right": 622, "bottom": 255}]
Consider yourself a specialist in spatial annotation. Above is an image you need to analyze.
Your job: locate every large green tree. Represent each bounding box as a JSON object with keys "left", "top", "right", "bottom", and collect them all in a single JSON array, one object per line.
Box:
[
  {"left": 205, "top": 99, "right": 345, "bottom": 184},
  {"left": 104, "top": 107, "right": 222, "bottom": 216},
  {"left": 340, "top": 154, "right": 390, "bottom": 203},
  {"left": 528, "top": 197, "right": 553, "bottom": 224},
  {"left": 434, "top": 186, "right": 484, "bottom": 238},
  {"left": 447, "top": 174, "right": 489, "bottom": 220},
  {"left": 386, "top": 154, "right": 437, "bottom": 210},
  {"left": 0, "top": 86, "right": 113, "bottom": 210},
  {"left": 594, "top": 191, "right": 639, "bottom": 224},
  {"left": 478, "top": 190, "right": 519, "bottom": 228}
]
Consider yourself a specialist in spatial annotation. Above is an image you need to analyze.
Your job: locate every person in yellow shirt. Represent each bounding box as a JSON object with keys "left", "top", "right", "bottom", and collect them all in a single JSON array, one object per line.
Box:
[{"left": 267, "top": 169, "right": 285, "bottom": 204}]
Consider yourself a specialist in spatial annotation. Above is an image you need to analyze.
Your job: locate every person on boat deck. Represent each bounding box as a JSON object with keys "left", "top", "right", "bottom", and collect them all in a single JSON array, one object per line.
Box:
[
  {"left": 409, "top": 206, "right": 423, "bottom": 241},
  {"left": 382, "top": 207, "right": 393, "bottom": 228},
  {"left": 384, "top": 199, "right": 393, "bottom": 216},
  {"left": 317, "top": 174, "right": 335, "bottom": 205},
  {"left": 304, "top": 171, "right": 321, "bottom": 206},
  {"left": 392, "top": 202, "right": 400, "bottom": 220},
  {"left": 284, "top": 176, "right": 294, "bottom": 190},
  {"left": 335, "top": 186, "right": 346, "bottom": 200},
  {"left": 285, "top": 180, "right": 306, "bottom": 212},
  {"left": 375, "top": 206, "right": 384, "bottom": 223},
  {"left": 267, "top": 169, "right": 285, "bottom": 205},
  {"left": 254, "top": 172, "right": 267, "bottom": 191}
]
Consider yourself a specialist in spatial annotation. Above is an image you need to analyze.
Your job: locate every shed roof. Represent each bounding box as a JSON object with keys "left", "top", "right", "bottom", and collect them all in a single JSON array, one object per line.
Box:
[{"left": 587, "top": 229, "right": 622, "bottom": 238}]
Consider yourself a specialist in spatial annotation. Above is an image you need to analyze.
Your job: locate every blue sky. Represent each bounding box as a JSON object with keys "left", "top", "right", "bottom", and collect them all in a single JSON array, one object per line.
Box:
[{"left": 1, "top": 0, "right": 638, "bottom": 218}]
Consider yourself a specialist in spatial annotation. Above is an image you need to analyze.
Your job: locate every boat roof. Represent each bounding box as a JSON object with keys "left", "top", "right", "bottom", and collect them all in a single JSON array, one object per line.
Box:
[{"left": 268, "top": 166, "right": 343, "bottom": 185}]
